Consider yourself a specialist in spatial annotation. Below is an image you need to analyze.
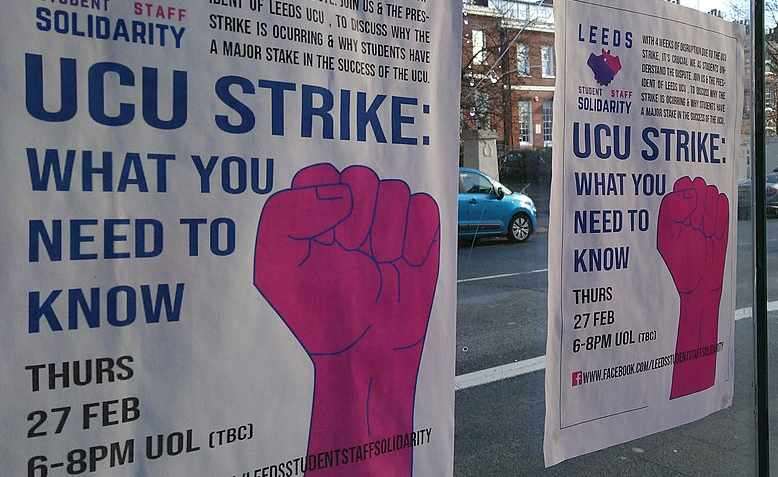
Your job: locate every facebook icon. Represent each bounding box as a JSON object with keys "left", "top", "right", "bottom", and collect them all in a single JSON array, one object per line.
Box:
[{"left": 572, "top": 371, "right": 583, "bottom": 387}]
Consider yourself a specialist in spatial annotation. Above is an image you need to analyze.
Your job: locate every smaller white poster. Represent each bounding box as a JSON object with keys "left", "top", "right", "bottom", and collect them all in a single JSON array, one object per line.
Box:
[{"left": 545, "top": 0, "right": 745, "bottom": 466}]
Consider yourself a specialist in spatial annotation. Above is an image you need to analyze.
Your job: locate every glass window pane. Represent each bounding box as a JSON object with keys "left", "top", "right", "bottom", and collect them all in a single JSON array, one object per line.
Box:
[
  {"left": 517, "top": 44, "right": 530, "bottom": 75},
  {"left": 543, "top": 100, "right": 553, "bottom": 146},
  {"left": 542, "top": 46, "right": 555, "bottom": 78},
  {"left": 473, "top": 29, "right": 486, "bottom": 65},
  {"left": 518, "top": 101, "right": 531, "bottom": 144},
  {"left": 764, "top": 2, "right": 778, "bottom": 473},
  {"left": 461, "top": 172, "right": 493, "bottom": 194}
]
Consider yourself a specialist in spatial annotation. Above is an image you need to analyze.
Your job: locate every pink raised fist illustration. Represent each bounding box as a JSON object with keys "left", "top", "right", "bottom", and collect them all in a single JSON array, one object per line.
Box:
[
  {"left": 254, "top": 163, "right": 440, "bottom": 476},
  {"left": 657, "top": 176, "right": 729, "bottom": 399}
]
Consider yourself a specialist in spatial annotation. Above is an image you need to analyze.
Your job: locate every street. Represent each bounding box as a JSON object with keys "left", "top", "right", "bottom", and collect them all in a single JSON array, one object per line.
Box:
[{"left": 453, "top": 190, "right": 778, "bottom": 476}]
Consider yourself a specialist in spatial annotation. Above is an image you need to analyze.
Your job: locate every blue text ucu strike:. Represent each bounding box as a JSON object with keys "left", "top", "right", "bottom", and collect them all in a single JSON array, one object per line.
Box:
[{"left": 24, "top": 53, "right": 431, "bottom": 146}]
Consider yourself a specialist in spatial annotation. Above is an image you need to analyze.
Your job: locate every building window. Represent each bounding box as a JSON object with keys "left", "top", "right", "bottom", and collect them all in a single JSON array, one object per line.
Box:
[
  {"left": 516, "top": 44, "right": 529, "bottom": 76},
  {"left": 495, "top": 1, "right": 554, "bottom": 23},
  {"left": 541, "top": 46, "right": 555, "bottom": 78},
  {"left": 518, "top": 101, "right": 532, "bottom": 144},
  {"left": 472, "top": 30, "right": 486, "bottom": 65},
  {"left": 542, "top": 101, "right": 553, "bottom": 146},
  {"left": 529, "top": 3, "right": 554, "bottom": 22}
]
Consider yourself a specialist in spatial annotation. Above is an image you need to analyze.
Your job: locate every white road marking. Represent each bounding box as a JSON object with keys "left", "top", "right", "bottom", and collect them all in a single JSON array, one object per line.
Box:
[
  {"left": 737, "top": 238, "right": 778, "bottom": 247},
  {"left": 457, "top": 269, "right": 548, "bottom": 284},
  {"left": 454, "top": 301, "right": 778, "bottom": 391},
  {"left": 455, "top": 356, "right": 546, "bottom": 390},
  {"left": 735, "top": 300, "right": 778, "bottom": 319}
]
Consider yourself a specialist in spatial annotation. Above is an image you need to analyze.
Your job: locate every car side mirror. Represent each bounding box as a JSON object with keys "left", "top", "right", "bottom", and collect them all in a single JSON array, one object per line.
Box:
[{"left": 495, "top": 187, "right": 505, "bottom": 200}]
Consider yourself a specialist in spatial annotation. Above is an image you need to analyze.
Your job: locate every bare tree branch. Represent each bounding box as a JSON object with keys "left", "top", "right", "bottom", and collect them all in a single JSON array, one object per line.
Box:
[{"left": 461, "top": 0, "right": 552, "bottom": 146}]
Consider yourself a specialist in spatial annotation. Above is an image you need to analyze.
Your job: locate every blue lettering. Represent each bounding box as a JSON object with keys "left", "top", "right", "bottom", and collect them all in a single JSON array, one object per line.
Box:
[
  {"left": 594, "top": 124, "right": 611, "bottom": 159},
  {"left": 107, "top": 286, "right": 136, "bottom": 327},
  {"left": 641, "top": 127, "right": 659, "bottom": 161},
  {"left": 222, "top": 156, "right": 247, "bottom": 194},
  {"left": 29, "top": 290, "right": 63, "bottom": 333},
  {"left": 28, "top": 284, "right": 185, "bottom": 334},
  {"left": 573, "top": 122, "right": 591, "bottom": 159},
  {"left": 357, "top": 92, "right": 387, "bottom": 143},
  {"left": 301, "top": 85, "right": 334, "bottom": 139},
  {"left": 82, "top": 151, "right": 113, "bottom": 192},
  {"left": 215, "top": 76, "right": 256, "bottom": 134},
  {"left": 191, "top": 155, "right": 220, "bottom": 192},
  {"left": 29, "top": 220, "right": 62, "bottom": 262},
  {"left": 142, "top": 67, "right": 188, "bottom": 130},
  {"left": 210, "top": 218, "right": 236, "bottom": 256},
  {"left": 69, "top": 288, "right": 100, "bottom": 329},
  {"left": 136, "top": 219, "right": 164, "bottom": 258},
  {"left": 89, "top": 62, "right": 135, "bottom": 126},
  {"left": 25, "top": 53, "right": 77, "bottom": 122},
  {"left": 257, "top": 79, "right": 296, "bottom": 136},
  {"left": 340, "top": 89, "right": 351, "bottom": 140},
  {"left": 180, "top": 218, "right": 208, "bottom": 256},
  {"left": 118, "top": 153, "right": 148, "bottom": 192},
  {"left": 70, "top": 219, "right": 99, "bottom": 260},
  {"left": 27, "top": 148, "right": 76, "bottom": 191},
  {"left": 105, "top": 219, "right": 131, "bottom": 259},
  {"left": 392, "top": 96, "right": 417, "bottom": 145},
  {"left": 142, "top": 283, "right": 185, "bottom": 324}
]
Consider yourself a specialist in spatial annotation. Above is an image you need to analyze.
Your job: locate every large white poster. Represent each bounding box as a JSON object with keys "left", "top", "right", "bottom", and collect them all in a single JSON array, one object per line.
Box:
[
  {"left": 545, "top": 0, "right": 745, "bottom": 466},
  {"left": 0, "top": 1, "right": 460, "bottom": 476}
]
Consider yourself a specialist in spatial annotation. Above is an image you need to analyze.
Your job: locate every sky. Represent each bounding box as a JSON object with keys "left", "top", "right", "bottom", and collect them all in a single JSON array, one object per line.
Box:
[
  {"left": 680, "top": 0, "right": 748, "bottom": 19},
  {"left": 681, "top": 0, "right": 725, "bottom": 10}
]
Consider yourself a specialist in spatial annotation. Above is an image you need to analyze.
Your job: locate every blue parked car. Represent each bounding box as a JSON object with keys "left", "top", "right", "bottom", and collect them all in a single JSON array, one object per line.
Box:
[{"left": 458, "top": 167, "right": 537, "bottom": 242}]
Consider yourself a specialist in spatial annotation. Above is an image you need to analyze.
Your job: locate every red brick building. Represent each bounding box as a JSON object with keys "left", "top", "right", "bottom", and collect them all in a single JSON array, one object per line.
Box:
[{"left": 462, "top": 0, "right": 555, "bottom": 151}]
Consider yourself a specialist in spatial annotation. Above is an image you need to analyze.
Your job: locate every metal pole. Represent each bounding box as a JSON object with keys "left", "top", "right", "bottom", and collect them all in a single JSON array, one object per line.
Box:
[{"left": 751, "top": 0, "right": 770, "bottom": 475}]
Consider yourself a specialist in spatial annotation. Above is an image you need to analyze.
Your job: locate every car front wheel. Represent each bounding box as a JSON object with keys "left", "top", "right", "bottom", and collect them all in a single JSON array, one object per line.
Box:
[{"left": 508, "top": 213, "right": 532, "bottom": 242}]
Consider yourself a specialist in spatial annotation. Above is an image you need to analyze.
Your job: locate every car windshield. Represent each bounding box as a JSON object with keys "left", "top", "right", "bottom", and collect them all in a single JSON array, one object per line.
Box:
[
  {"left": 768, "top": 173, "right": 778, "bottom": 184},
  {"left": 493, "top": 179, "right": 512, "bottom": 195}
]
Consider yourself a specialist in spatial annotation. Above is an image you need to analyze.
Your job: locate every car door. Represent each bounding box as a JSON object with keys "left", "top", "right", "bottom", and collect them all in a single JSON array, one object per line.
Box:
[{"left": 460, "top": 171, "right": 502, "bottom": 235}]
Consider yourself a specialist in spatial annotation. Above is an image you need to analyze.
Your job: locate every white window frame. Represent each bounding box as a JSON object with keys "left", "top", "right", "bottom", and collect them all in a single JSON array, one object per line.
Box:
[
  {"left": 472, "top": 30, "right": 486, "bottom": 65},
  {"left": 491, "top": 0, "right": 554, "bottom": 23},
  {"left": 541, "top": 46, "right": 555, "bottom": 78},
  {"left": 516, "top": 44, "right": 530, "bottom": 76},
  {"left": 518, "top": 101, "right": 532, "bottom": 146},
  {"left": 542, "top": 100, "right": 553, "bottom": 147}
]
